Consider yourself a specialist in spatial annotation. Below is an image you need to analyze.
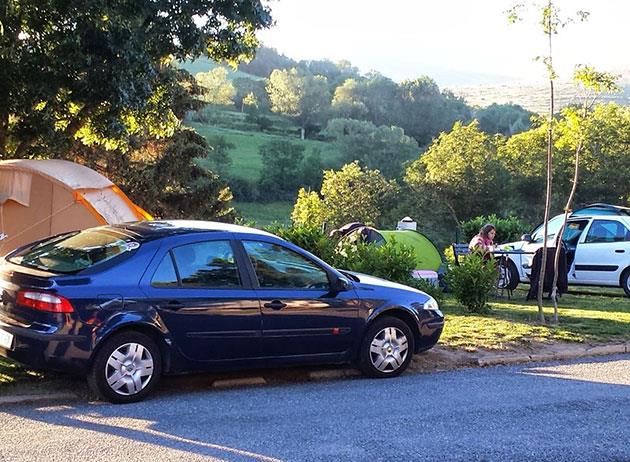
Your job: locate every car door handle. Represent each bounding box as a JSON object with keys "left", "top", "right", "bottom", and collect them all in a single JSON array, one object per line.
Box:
[
  {"left": 615, "top": 249, "right": 625, "bottom": 253},
  {"left": 263, "top": 300, "right": 287, "bottom": 310},
  {"left": 163, "top": 300, "right": 185, "bottom": 310}
]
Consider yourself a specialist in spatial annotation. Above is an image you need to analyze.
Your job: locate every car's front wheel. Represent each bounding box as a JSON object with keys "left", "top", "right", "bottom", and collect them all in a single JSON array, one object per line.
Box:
[
  {"left": 88, "top": 331, "right": 162, "bottom": 404},
  {"left": 358, "top": 316, "right": 414, "bottom": 378},
  {"left": 622, "top": 268, "right": 630, "bottom": 297}
]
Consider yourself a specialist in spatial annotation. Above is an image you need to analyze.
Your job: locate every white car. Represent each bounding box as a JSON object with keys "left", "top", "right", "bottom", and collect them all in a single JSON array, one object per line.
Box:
[{"left": 500, "top": 204, "right": 630, "bottom": 296}]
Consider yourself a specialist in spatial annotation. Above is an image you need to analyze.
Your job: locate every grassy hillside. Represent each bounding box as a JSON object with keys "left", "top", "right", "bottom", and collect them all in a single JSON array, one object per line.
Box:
[
  {"left": 234, "top": 201, "right": 293, "bottom": 226},
  {"left": 188, "top": 121, "right": 339, "bottom": 181},
  {"left": 178, "top": 57, "right": 263, "bottom": 80}
]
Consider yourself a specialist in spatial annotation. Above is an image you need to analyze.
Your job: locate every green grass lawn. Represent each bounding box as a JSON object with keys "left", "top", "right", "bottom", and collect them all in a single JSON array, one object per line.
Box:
[
  {"left": 440, "top": 286, "right": 630, "bottom": 351},
  {"left": 234, "top": 201, "right": 293, "bottom": 226},
  {"left": 188, "top": 122, "right": 338, "bottom": 182}
]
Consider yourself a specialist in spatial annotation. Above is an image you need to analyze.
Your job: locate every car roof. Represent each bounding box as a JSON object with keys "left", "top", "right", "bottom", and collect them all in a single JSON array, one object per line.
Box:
[
  {"left": 107, "top": 220, "right": 277, "bottom": 241},
  {"left": 571, "top": 203, "right": 630, "bottom": 217}
]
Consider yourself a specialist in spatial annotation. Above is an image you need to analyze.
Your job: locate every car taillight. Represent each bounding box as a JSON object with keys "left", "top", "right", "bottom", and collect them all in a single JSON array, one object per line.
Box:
[{"left": 16, "top": 290, "right": 74, "bottom": 313}]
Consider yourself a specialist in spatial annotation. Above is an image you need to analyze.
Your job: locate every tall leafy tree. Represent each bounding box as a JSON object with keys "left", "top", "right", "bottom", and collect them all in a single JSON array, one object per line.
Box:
[
  {"left": 405, "top": 121, "right": 506, "bottom": 225},
  {"left": 258, "top": 140, "right": 306, "bottom": 200},
  {"left": 292, "top": 161, "right": 399, "bottom": 229},
  {"left": 331, "top": 79, "right": 369, "bottom": 120},
  {"left": 362, "top": 72, "right": 401, "bottom": 127},
  {"left": 267, "top": 68, "right": 330, "bottom": 139},
  {"left": 475, "top": 103, "right": 534, "bottom": 136},
  {"left": 0, "top": 0, "right": 272, "bottom": 157},
  {"left": 196, "top": 67, "right": 236, "bottom": 106},
  {"left": 324, "top": 118, "right": 418, "bottom": 178}
]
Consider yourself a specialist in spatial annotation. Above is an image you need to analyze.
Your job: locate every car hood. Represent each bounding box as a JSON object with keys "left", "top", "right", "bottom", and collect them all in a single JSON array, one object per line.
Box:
[{"left": 343, "top": 271, "right": 427, "bottom": 297}]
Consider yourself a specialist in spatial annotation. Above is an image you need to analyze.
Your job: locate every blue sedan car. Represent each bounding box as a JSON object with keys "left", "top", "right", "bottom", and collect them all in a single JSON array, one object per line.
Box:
[{"left": 0, "top": 221, "right": 444, "bottom": 403}]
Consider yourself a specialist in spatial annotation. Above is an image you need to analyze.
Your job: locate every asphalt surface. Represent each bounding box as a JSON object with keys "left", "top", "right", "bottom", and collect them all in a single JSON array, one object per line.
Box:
[{"left": 0, "top": 355, "right": 628, "bottom": 462}]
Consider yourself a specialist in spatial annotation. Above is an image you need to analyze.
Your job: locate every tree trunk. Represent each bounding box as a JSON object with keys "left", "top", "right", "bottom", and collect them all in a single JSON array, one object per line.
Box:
[
  {"left": 550, "top": 140, "right": 581, "bottom": 323},
  {"left": 300, "top": 126, "right": 305, "bottom": 140},
  {"left": 536, "top": 4, "right": 555, "bottom": 325}
]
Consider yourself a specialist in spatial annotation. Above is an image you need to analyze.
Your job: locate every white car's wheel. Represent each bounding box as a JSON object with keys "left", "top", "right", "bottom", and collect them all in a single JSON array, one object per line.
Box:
[{"left": 622, "top": 269, "right": 630, "bottom": 297}]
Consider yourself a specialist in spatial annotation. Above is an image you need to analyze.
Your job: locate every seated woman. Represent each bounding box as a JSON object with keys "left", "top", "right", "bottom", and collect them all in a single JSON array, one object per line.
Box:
[{"left": 468, "top": 223, "right": 496, "bottom": 259}]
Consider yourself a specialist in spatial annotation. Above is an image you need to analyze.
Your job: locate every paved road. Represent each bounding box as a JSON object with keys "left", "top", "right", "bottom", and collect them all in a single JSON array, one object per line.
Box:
[{"left": 0, "top": 355, "right": 628, "bottom": 462}]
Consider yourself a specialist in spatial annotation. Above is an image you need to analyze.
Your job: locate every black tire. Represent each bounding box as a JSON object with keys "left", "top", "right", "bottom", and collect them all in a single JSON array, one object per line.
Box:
[
  {"left": 88, "top": 331, "right": 162, "bottom": 404},
  {"left": 358, "top": 316, "right": 414, "bottom": 378},
  {"left": 622, "top": 269, "right": 630, "bottom": 297}
]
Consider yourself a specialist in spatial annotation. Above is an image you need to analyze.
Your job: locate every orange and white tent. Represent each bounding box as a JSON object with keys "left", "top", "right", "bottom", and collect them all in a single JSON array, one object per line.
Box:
[{"left": 0, "top": 159, "right": 152, "bottom": 255}]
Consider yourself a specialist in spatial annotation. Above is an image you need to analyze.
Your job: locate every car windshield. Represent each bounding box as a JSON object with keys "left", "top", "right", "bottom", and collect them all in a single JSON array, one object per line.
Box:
[
  {"left": 530, "top": 215, "right": 564, "bottom": 243},
  {"left": 8, "top": 228, "right": 138, "bottom": 274}
]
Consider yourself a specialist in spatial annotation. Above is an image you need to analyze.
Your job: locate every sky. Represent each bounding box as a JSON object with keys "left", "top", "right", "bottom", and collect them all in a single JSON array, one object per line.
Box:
[{"left": 258, "top": 0, "right": 630, "bottom": 86}]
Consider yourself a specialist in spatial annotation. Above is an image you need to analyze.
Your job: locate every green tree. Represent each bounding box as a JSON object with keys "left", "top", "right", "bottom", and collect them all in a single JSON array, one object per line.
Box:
[
  {"left": 238, "top": 45, "right": 298, "bottom": 78},
  {"left": 0, "top": 0, "right": 272, "bottom": 157},
  {"left": 195, "top": 67, "right": 236, "bottom": 105},
  {"left": 397, "top": 77, "right": 472, "bottom": 146},
  {"left": 267, "top": 68, "right": 331, "bottom": 139},
  {"left": 204, "top": 135, "right": 235, "bottom": 177},
  {"left": 331, "top": 79, "right": 368, "bottom": 119},
  {"left": 405, "top": 121, "right": 506, "bottom": 224},
  {"left": 324, "top": 118, "right": 419, "bottom": 178},
  {"left": 362, "top": 72, "right": 401, "bottom": 127},
  {"left": 233, "top": 77, "right": 269, "bottom": 112},
  {"left": 259, "top": 140, "right": 306, "bottom": 200},
  {"left": 292, "top": 161, "right": 399, "bottom": 229},
  {"left": 475, "top": 103, "right": 534, "bottom": 136},
  {"left": 78, "top": 128, "right": 235, "bottom": 221}
]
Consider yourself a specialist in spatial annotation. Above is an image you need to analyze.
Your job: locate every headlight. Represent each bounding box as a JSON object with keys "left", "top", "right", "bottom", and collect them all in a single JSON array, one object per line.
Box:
[{"left": 423, "top": 296, "right": 440, "bottom": 312}]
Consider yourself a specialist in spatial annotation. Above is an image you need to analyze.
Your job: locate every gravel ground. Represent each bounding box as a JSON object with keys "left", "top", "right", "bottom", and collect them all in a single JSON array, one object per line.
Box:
[{"left": 0, "top": 354, "right": 628, "bottom": 462}]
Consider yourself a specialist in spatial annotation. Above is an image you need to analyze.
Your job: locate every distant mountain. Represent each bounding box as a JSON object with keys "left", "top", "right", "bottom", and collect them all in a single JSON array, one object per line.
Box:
[{"left": 449, "top": 70, "right": 630, "bottom": 114}]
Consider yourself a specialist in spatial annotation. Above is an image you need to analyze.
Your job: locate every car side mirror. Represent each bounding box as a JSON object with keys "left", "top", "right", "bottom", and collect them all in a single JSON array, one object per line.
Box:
[
  {"left": 521, "top": 234, "right": 533, "bottom": 242},
  {"left": 332, "top": 276, "right": 351, "bottom": 292}
]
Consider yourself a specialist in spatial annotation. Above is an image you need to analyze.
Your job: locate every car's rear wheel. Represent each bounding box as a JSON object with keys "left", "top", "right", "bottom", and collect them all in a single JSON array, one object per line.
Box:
[
  {"left": 358, "top": 316, "right": 414, "bottom": 378},
  {"left": 88, "top": 331, "right": 162, "bottom": 404},
  {"left": 622, "top": 268, "right": 630, "bottom": 297}
]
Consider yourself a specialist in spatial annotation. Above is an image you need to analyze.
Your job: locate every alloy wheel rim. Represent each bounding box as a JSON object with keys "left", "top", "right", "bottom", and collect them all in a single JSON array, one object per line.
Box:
[
  {"left": 369, "top": 327, "right": 409, "bottom": 373},
  {"left": 105, "top": 342, "right": 154, "bottom": 396}
]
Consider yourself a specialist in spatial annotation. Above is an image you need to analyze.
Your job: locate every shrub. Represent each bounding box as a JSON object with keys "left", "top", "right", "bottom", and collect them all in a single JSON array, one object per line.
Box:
[
  {"left": 228, "top": 177, "right": 258, "bottom": 201},
  {"left": 445, "top": 253, "right": 497, "bottom": 313},
  {"left": 460, "top": 215, "right": 527, "bottom": 244},
  {"left": 266, "top": 224, "right": 335, "bottom": 263},
  {"left": 332, "top": 238, "right": 415, "bottom": 283}
]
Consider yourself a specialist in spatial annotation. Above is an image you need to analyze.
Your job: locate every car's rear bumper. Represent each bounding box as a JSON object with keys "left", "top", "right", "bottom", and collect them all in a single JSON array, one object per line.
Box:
[{"left": 0, "top": 320, "right": 90, "bottom": 375}]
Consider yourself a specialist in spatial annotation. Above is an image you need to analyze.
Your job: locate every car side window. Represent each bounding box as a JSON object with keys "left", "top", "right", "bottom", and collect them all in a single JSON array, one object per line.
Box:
[
  {"left": 562, "top": 221, "right": 588, "bottom": 245},
  {"left": 584, "top": 220, "right": 628, "bottom": 244},
  {"left": 242, "top": 241, "right": 330, "bottom": 290},
  {"left": 171, "top": 241, "right": 241, "bottom": 288},
  {"left": 151, "top": 252, "right": 179, "bottom": 288}
]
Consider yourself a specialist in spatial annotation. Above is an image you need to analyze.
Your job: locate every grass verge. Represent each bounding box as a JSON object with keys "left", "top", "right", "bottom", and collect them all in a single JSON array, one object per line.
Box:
[{"left": 440, "top": 286, "right": 630, "bottom": 351}]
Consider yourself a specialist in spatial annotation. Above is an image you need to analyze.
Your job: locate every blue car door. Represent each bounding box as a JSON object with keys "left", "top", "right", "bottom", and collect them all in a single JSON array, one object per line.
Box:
[
  {"left": 240, "top": 240, "right": 360, "bottom": 359},
  {"left": 142, "top": 238, "right": 262, "bottom": 362}
]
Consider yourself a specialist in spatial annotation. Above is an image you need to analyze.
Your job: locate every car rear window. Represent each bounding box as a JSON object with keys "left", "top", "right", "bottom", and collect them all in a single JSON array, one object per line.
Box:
[{"left": 8, "top": 229, "right": 138, "bottom": 274}]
